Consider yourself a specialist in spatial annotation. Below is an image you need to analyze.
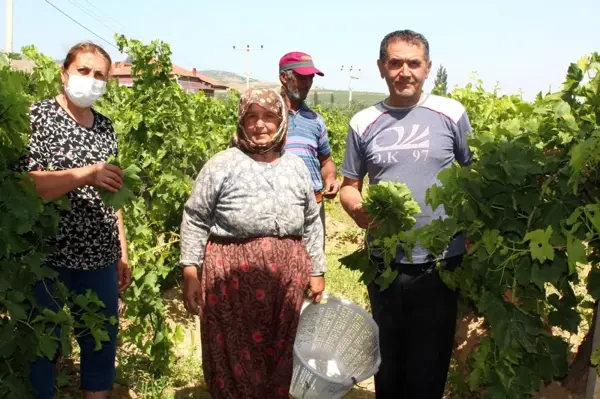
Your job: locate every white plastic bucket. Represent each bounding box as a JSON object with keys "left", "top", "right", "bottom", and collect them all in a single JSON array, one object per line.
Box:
[{"left": 290, "top": 294, "right": 381, "bottom": 398}]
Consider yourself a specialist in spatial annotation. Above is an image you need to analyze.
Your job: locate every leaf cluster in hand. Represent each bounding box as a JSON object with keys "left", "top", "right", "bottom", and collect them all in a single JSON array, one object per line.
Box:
[
  {"left": 363, "top": 181, "right": 421, "bottom": 237},
  {"left": 340, "top": 182, "right": 421, "bottom": 290},
  {"left": 97, "top": 156, "right": 142, "bottom": 210}
]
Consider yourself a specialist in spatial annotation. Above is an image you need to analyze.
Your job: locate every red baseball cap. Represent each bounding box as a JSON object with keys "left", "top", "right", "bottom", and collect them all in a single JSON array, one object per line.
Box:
[{"left": 279, "top": 51, "right": 324, "bottom": 76}]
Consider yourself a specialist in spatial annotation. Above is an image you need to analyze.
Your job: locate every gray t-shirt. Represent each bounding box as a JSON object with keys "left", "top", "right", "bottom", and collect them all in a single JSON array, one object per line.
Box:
[{"left": 341, "top": 93, "right": 473, "bottom": 264}]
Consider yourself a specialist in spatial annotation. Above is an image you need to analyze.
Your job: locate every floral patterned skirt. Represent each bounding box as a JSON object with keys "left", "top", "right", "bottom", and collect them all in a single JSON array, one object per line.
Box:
[{"left": 200, "top": 235, "right": 312, "bottom": 399}]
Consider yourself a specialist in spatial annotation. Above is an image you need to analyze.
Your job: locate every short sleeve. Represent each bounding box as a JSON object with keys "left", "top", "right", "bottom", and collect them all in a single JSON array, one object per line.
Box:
[
  {"left": 17, "top": 104, "right": 50, "bottom": 172},
  {"left": 340, "top": 125, "right": 366, "bottom": 180},
  {"left": 454, "top": 112, "right": 473, "bottom": 167},
  {"left": 104, "top": 117, "right": 119, "bottom": 159},
  {"left": 316, "top": 116, "right": 331, "bottom": 157}
]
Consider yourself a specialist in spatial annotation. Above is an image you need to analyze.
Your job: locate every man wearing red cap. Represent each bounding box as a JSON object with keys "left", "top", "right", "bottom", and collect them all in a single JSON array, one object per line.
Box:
[{"left": 279, "top": 51, "right": 339, "bottom": 251}]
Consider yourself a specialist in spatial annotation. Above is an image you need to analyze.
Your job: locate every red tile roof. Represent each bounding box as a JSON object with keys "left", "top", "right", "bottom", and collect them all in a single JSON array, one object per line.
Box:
[
  {"left": 111, "top": 61, "right": 228, "bottom": 89},
  {"left": 10, "top": 59, "right": 36, "bottom": 73},
  {"left": 178, "top": 79, "right": 213, "bottom": 91}
]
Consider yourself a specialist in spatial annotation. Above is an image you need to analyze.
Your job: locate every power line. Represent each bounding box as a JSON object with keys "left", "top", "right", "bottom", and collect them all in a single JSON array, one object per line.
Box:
[
  {"left": 64, "top": 0, "right": 122, "bottom": 34},
  {"left": 80, "top": 0, "right": 127, "bottom": 32},
  {"left": 43, "top": 0, "right": 118, "bottom": 50},
  {"left": 46, "top": 0, "right": 197, "bottom": 69},
  {"left": 59, "top": 0, "right": 196, "bottom": 68}
]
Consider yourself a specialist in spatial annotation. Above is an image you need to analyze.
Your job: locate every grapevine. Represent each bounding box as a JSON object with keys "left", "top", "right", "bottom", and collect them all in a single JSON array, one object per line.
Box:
[
  {"left": 421, "top": 53, "right": 600, "bottom": 398},
  {"left": 3, "top": 34, "right": 600, "bottom": 398}
]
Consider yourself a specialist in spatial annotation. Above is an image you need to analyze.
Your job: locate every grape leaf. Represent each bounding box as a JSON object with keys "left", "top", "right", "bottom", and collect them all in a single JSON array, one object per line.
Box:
[
  {"left": 566, "top": 233, "right": 585, "bottom": 275},
  {"left": 524, "top": 227, "right": 554, "bottom": 262},
  {"left": 38, "top": 335, "right": 59, "bottom": 360},
  {"left": 98, "top": 162, "right": 142, "bottom": 210}
]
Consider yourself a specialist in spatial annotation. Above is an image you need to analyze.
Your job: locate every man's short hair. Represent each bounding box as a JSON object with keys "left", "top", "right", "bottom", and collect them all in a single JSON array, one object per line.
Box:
[{"left": 379, "top": 30, "right": 430, "bottom": 61}]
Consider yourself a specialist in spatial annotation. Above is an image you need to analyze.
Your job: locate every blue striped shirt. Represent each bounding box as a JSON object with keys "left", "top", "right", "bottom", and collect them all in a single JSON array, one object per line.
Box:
[{"left": 284, "top": 103, "right": 331, "bottom": 191}]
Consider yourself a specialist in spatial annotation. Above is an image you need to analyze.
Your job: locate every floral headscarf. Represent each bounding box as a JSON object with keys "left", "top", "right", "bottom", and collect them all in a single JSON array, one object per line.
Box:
[{"left": 233, "top": 88, "right": 288, "bottom": 154}]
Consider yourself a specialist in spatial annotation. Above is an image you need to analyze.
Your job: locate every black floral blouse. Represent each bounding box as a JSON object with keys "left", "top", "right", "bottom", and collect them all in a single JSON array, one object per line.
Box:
[{"left": 18, "top": 98, "right": 121, "bottom": 270}]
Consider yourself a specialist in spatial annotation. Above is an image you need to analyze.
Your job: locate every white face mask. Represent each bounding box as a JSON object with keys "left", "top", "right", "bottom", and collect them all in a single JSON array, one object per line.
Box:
[{"left": 64, "top": 74, "right": 107, "bottom": 108}]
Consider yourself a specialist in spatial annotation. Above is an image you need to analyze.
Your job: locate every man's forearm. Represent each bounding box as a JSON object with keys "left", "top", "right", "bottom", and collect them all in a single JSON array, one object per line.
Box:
[
  {"left": 320, "top": 158, "right": 337, "bottom": 185},
  {"left": 340, "top": 185, "right": 363, "bottom": 214}
]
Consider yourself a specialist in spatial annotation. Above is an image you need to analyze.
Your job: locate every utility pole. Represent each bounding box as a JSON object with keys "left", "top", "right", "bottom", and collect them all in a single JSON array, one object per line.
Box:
[
  {"left": 341, "top": 65, "right": 360, "bottom": 105},
  {"left": 233, "top": 44, "right": 264, "bottom": 89},
  {"left": 5, "top": 0, "right": 13, "bottom": 54}
]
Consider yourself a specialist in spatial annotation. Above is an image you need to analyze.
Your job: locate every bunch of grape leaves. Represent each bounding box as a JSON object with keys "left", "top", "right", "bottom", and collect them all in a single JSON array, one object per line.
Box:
[
  {"left": 97, "top": 155, "right": 142, "bottom": 210},
  {"left": 339, "top": 181, "right": 422, "bottom": 290}
]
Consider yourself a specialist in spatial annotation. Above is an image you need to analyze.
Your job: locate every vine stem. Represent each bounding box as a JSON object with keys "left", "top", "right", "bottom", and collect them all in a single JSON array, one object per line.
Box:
[
  {"left": 511, "top": 276, "right": 517, "bottom": 304},
  {"left": 526, "top": 205, "right": 538, "bottom": 232},
  {"left": 135, "top": 239, "right": 180, "bottom": 257},
  {"left": 16, "top": 319, "right": 35, "bottom": 332},
  {"left": 4, "top": 359, "right": 13, "bottom": 375}
]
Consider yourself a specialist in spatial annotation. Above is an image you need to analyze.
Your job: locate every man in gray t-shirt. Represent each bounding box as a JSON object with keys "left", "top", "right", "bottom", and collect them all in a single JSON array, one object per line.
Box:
[{"left": 340, "top": 30, "right": 473, "bottom": 399}]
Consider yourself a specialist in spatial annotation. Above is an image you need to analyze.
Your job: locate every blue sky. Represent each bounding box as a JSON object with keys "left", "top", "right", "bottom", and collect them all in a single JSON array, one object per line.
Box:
[{"left": 3, "top": 0, "right": 599, "bottom": 100}]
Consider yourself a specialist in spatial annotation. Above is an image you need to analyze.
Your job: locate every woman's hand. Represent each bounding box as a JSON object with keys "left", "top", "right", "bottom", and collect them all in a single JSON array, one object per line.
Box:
[
  {"left": 465, "top": 238, "right": 474, "bottom": 253},
  {"left": 117, "top": 258, "right": 132, "bottom": 291},
  {"left": 308, "top": 275, "right": 325, "bottom": 303},
  {"left": 87, "top": 162, "right": 123, "bottom": 192},
  {"left": 183, "top": 266, "right": 202, "bottom": 315}
]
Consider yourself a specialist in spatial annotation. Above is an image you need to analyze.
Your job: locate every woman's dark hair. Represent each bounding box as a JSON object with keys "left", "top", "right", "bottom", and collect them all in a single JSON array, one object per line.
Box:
[{"left": 63, "top": 41, "right": 112, "bottom": 72}]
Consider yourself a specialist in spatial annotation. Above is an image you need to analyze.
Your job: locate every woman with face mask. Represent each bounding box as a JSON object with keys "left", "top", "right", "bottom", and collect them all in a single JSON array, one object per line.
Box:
[
  {"left": 180, "top": 88, "right": 326, "bottom": 398},
  {"left": 17, "top": 42, "right": 132, "bottom": 399}
]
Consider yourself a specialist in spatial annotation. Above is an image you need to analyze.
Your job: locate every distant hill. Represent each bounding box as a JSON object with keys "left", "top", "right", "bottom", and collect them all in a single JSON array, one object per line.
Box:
[
  {"left": 201, "top": 69, "right": 387, "bottom": 106},
  {"left": 200, "top": 70, "right": 261, "bottom": 84},
  {"left": 199, "top": 70, "right": 278, "bottom": 92}
]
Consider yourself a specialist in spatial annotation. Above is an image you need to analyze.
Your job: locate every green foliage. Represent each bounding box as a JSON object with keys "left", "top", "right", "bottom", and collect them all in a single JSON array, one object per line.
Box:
[
  {"left": 0, "top": 57, "right": 31, "bottom": 168},
  {"left": 363, "top": 182, "right": 421, "bottom": 238},
  {"left": 6, "top": 33, "right": 600, "bottom": 398},
  {"left": 312, "top": 104, "right": 351, "bottom": 164},
  {"left": 421, "top": 53, "right": 600, "bottom": 398},
  {"left": 20, "top": 45, "right": 62, "bottom": 102},
  {"left": 432, "top": 64, "right": 448, "bottom": 96},
  {"left": 94, "top": 34, "right": 240, "bottom": 374}
]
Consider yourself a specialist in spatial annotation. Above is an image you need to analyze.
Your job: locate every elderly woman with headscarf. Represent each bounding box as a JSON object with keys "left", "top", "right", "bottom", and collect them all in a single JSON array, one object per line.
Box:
[{"left": 180, "top": 87, "right": 326, "bottom": 398}]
